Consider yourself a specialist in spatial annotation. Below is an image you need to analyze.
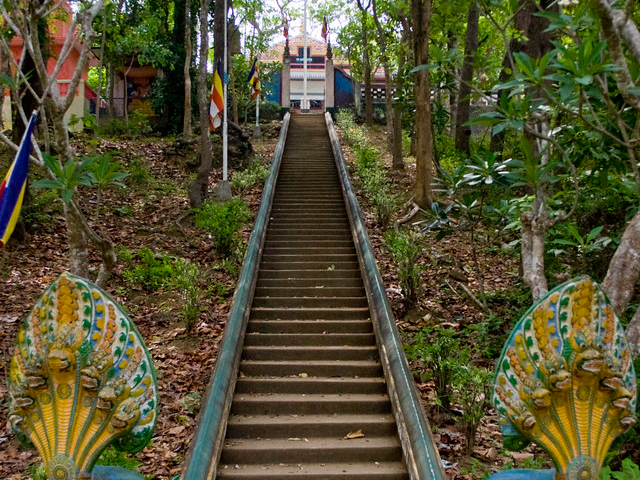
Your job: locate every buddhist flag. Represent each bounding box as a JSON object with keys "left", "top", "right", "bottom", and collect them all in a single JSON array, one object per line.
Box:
[
  {"left": 0, "top": 112, "right": 37, "bottom": 248},
  {"left": 247, "top": 58, "right": 261, "bottom": 100},
  {"left": 321, "top": 16, "right": 328, "bottom": 43},
  {"left": 209, "top": 59, "right": 224, "bottom": 130}
]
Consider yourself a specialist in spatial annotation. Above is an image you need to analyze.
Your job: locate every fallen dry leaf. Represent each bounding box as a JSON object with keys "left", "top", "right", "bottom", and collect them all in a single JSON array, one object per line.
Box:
[{"left": 344, "top": 429, "right": 365, "bottom": 440}]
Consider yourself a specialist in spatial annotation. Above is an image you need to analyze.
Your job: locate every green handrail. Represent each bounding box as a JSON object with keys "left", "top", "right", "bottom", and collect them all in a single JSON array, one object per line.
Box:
[
  {"left": 325, "top": 112, "right": 446, "bottom": 480},
  {"left": 181, "top": 113, "right": 291, "bottom": 480}
]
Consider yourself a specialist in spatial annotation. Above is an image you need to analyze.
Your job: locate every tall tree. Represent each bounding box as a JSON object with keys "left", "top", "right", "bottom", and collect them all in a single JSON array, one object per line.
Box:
[
  {"left": 355, "top": 0, "right": 374, "bottom": 126},
  {"left": 1, "top": 0, "right": 115, "bottom": 285},
  {"left": 371, "top": 0, "right": 397, "bottom": 165},
  {"left": 411, "top": 0, "right": 434, "bottom": 207},
  {"left": 183, "top": 0, "right": 193, "bottom": 137},
  {"left": 188, "top": 0, "right": 213, "bottom": 207},
  {"left": 454, "top": 0, "right": 479, "bottom": 155}
]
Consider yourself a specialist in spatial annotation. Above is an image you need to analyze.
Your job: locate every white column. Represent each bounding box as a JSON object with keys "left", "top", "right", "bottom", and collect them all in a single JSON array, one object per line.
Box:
[
  {"left": 302, "top": 0, "right": 309, "bottom": 113},
  {"left": 217, "top": 0, "right": 232, "bottom": 200}
]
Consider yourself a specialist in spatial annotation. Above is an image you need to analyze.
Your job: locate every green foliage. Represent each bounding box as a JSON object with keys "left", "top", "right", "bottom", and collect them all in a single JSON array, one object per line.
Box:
[
  {"left": 88, "top": 155, "right": 128, "bottom": 189},
  {"left": 231, "top": 160, "right": 270, "bottom": 193},
  {"left": 95, "top": 445, "right": 144, "bottom": 471},
  {"left": 100, "top": 111, "right": 152, "bottom": 139},
  {"left": 454, "top": 365, "right": 493, "bottom": 455},
  {"left": 176, "top": 260, "right": 201, "bottom": 332},
  {"left": 32, "top": 154, "right": 128, "bottom": 210},
  {"left": 550, "top": 223, "right": 612, "bottom": 271},
  {"left": 404, "top": 326, "right": 470, "bottom": 410},
  {"left": 122, "top": 247, "right": 177, "bottom": 291},
  {"left": 126, "top": 158, "right": 151, "bottom": 185},
  {"left": 120, "top": 247, "right": 201, "bottom": 329},
  {"left": 194, "top": 199, "right": 252, "bottom": 258},
  {"left": 32, "top": 154, "right": 96, "bottom": 203},
  {"left": 384, "top": 229, "right": 423, "bottom": 308},
  {"left": 23, "top": 189, "right": 63, "bottom": 230},
  {"left": 69, "top": 113, "right": 99, "bottom": 131},
  {"left": 259, "top": 100, "right": 282, "bottom": 121},
  {"left": 337, "top": 109, "right": 396, "bottom": 227},
  {"left": 600, "top": 459, "right": 640, "bottom": 480},
  {"left": 27, "top": 463, "right": 46, "bottom": 480}
]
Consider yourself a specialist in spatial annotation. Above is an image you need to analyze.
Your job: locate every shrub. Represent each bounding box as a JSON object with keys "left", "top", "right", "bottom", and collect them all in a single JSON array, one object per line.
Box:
[
  {"left": 404, "top": 326, "right": 469, "bottom": 410},
  {"left": 121, "top": 248, "right": 201, "bottom": 330},
  {"left": 126, "top": 158, "right": 151, "bottom": 185},
  {"left": 384, "top": 229, "right": 423, "bottom": 308},
  {"left": 123, "top": 247, "right": 175, "bottom": 291},
  {"left": 231, "top": 160, "right": 270, "bottom": 193},
  {"left": 194, "top": 199, "right": 251, "bottom": 258},
  {"left": 453, "top": 365, "right": 492, "bottom": 455}
]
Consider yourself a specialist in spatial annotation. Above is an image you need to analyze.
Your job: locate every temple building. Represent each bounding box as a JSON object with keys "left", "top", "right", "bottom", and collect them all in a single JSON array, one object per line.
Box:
[{"left": 262, "top": 35, "right": 386, "bottom": 113}]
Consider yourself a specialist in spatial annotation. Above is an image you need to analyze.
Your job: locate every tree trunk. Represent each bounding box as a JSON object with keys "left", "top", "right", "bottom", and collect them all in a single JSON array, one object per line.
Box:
[
  {"left": 521, "top": 202, "right": 549, "bottom": 301},
  {"left": 188, "top": 0, "right": 212, "bottom": 207},
  {"left": 490, "top": 0, "right": 557, "bottom": 155},
  {"left": 411, "top": 0, "right": 434, "bottom": 208},
  {"left": 371, "top": 0, "right": 395, "bottom": 158},
  {"left": 95, "top": 10, "right": 107, "bottom": 126},
  {"left": 183, "top": 0, "right": 192, "bottom": 137},
  {"left": 230, "top": 57, "right": 239, "bottom": 124},
  {"left": 107, "top": 64, "right": 115, "bottom": 118},
  {"left": 602, "top": 208, "right": 640, "bottom": 315},
  {"left": 455, "top": 0, "right": 479, "bottom": 155},
  {"left": 447, "top": 31, "right": 458, "bottom": 138},
  {"left": 64, "top": 202, "right": 90, "bottom": 279},
  {"left": 356, "top": 0, "right": 374, "bottom": 127}
]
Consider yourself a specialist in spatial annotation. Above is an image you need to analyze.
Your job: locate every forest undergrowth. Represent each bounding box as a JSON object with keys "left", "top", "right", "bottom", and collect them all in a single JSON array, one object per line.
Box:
[{"left": 1, "top": 115, "right": 638, "bottom": 479}]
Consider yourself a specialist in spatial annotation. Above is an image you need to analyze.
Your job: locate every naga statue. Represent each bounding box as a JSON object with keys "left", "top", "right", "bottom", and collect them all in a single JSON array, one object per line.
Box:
[
  {"left": 7, "top": 273, "right": 158, "bottom": 480},
  {"left": 490, "top": 276, "right": 636, "bottom": 480}
]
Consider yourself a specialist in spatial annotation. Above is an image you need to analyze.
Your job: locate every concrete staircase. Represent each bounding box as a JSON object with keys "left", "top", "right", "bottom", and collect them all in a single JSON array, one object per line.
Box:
[{"left": 217, "top": 113, "right": 409, "bottom": 479}]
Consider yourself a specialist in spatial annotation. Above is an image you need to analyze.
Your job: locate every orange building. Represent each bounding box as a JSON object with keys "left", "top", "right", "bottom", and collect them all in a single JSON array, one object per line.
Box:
[{"left": 2, "top": 2, "right": 97, "bottom": 131}]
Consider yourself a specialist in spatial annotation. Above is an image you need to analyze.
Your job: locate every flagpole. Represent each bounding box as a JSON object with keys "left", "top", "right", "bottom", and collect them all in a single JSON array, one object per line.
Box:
[
  {"left": 254, "top": 92, "right": 261, "bottom": 138},
  {"left": 218, "top": 0, "right": 231, "bottom": 200},
  {"left": 302, "top": 0, "right": 309, "bottom": 113}
]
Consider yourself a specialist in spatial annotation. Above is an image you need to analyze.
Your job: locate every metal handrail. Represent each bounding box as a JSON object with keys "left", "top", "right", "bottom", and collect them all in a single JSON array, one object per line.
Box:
[
  {"left": 325, "top": 112, "right": 445, "bottom": 480},
  {"left": 181, "top": 113, "right": 291, "bottom": 480}
]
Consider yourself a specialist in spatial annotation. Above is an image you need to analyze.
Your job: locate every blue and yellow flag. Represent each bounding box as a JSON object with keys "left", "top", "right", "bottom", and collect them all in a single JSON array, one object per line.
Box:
[
  {"left": 0, "top": 112, "right": 37, "bottom": 247},
  {"left": 247, "top": 58, "right": 261, "bottom": 99}
]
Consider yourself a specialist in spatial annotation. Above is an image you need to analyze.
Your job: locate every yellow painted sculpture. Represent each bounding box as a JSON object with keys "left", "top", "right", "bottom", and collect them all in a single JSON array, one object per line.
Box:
[
  {"left": 7, "top": 273, "right": 158, "bottom": 480},
  {"left": 492, "top": 277, "right": 637, "bottom": 480}
]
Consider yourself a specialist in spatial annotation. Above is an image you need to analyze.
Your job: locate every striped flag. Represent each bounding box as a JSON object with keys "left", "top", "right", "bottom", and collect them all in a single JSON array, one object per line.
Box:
[
  {"left": 247, "top": 58, "right": 261, "bottom": 100},
  {"left": 321, "top": 16, "right": 328, "bottom": 43},
  {"left": 0, "top": 112, "right": 37, "bottom": 248},
  {"left": 209, "top": 59, "right": 224, "bottom": 131}
]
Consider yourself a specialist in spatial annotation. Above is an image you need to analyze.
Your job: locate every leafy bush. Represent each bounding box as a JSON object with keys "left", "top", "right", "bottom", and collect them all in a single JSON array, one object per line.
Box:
[
  {"left": 453, "top": 365, "right": 492, "bottom": 454},
  {"left": 123, "top": 247, "right": 177, "bottom": 291},
  {"left": 231, "top": 160, "right": 270, "bottom": 193},
  {"left": 121, "top": 248, "right": 201, "bottom": 330},
  {"left": 404, "top": 326, "right": 469, "bottom": 410},
  {"left": 194, "top": 199, "right": 252, "bottom": 258},
  {"left": 600, "top": 458, "right": 640, "bottom": 480},
  {"left": 126, "top": 158, "right": 151, "bottom": 185},
  {"left": 384, "top": 229, "right": 423, "bottom": 308},
  {"left": 259, "top": 100, "right": 282, "bottom": 121},
  {"left": 23, "top": 189, "right": 62, "bottom": 230},
  {"left": 100, "top": 111, "right": 152, "bottom": 139}
]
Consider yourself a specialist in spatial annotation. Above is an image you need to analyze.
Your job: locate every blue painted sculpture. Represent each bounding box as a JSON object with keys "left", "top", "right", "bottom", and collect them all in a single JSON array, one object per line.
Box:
[
  {"left": 7, "top": 273, "right": 157, "bottom": 480},
  {"left": 490, "top": 277, "right": 637, "bottom": 480}
]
